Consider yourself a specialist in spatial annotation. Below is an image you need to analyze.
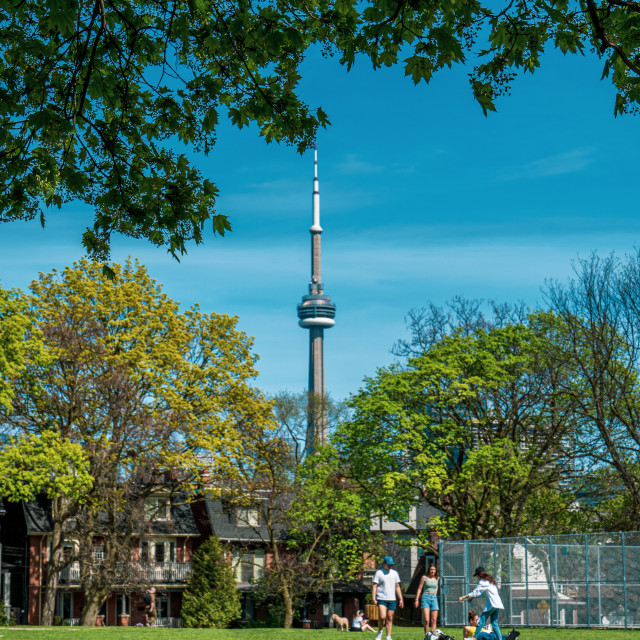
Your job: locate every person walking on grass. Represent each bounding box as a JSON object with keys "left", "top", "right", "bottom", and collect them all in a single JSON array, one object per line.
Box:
[
  {"left": 372, "top": 555, "right": 404, "bottom": 640},
  {"left": 458, "top": 567, "right": 503, "bottom": 640},
  {"left": 414, "top": 563, "right": 440, "bottom": 640}
]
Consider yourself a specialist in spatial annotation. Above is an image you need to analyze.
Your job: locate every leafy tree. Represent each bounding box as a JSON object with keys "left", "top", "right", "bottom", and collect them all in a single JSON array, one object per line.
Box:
[
  {"left": 0, "top": 430, "right": 93, "bottom": 626},
  {"left": 545, "top": 249, "right": 640, "bottom": 530},
  {"left": 0, "top": 286, "right": 47, "bottom": 413},
  {"left": 0, "top": 429, "right": 92, "bottom": 502},
  {"left": 226, "top": 390, "right": 378, "bottom": 628},
  {"left": 182, "top": 536, "right": 241, "bottom": 628},
  {"left": 3, "top": 0, "right": 640, "bottom": 260},
  {"left": 335, "top": 316, "right": 585, "bottom": 545},
  {"left": 1, "top": 258, "right": 273, "bottom": 625}
]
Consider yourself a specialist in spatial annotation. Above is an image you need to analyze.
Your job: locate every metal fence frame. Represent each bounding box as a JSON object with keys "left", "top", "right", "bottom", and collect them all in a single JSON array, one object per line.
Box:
[{"left": 440, "top": 531, "right": 640, "bottom": 629}]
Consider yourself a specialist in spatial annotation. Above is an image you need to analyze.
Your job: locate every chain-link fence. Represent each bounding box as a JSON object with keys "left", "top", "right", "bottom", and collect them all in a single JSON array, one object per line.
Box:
[{"left": 440, "top": 532, "right": 640, "bottom": 629}]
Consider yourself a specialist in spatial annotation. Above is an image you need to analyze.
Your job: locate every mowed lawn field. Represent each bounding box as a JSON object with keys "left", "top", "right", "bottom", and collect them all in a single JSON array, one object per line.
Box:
[{"left": 0, "top": 628, "right": 637, "bottom": 639}]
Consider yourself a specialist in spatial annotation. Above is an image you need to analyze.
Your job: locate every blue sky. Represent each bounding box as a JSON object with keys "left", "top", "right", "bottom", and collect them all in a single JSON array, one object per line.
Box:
[{"left": 1, "top": 46, "right": 638, "bottom": 400}]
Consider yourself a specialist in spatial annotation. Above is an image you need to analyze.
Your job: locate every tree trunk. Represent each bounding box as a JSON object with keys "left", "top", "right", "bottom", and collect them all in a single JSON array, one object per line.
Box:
[
  {"left": 80, "top": 594, "right": 103, "bottom": 627},
  {"left": 41, "top": 516, "right": 64, "bottom": 625},
  {"left": 328, "top": 580, "right": 334, "bottom": 627},
  {"left": 282, "top": 582, "right": 294, "bottom": 629}
]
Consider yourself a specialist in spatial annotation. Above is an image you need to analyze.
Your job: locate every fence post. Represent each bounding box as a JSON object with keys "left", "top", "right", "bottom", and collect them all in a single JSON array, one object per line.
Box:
[
  {"left": 525, "top": 538, "right": 529, "bottom": 628},
  {"left": 585, "top": 534, "right": 590, "bottom": 629},
  {"left": 622, "top": 532, "right": 627, "bottom": 630},
  {"left": 439, "top": 538, "right": 444, "bottom": 625},
  {"left": 494, "top": 538, "right": 498, "bottom": 585},
  {"left": 549, "top": 535, "right": 553, "bottom": 628},
  {"left": 508, "top": 543, "right": 513, "bottom": 628}
]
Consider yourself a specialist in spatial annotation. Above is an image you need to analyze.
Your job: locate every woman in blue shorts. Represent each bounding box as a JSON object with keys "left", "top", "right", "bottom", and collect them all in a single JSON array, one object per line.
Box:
[{"left": 414, "top": 564, "right": 439, "bottom": 640}]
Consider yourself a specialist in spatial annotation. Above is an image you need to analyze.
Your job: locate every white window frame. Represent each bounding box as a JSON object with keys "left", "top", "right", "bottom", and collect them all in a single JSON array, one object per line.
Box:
[
  {"left": 237, "top": 507, "right": 260, "bottom": 527},
  {"left": 232, "top": 549, "right": 265, "bottom": 582},
  {"left": 140, "top": 539, "right": 177, "bottom": 564},
  {"left": 146, "top": 497, "right": 170, "bottom": 521},
  {"left": 156, "top": 594, "right": 170, "bottom": 619}
]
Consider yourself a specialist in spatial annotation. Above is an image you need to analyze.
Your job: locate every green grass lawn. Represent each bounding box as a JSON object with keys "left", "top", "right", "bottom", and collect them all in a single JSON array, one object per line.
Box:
[{"left": 0, "top": 628, "right": 638, "bottom": 639}]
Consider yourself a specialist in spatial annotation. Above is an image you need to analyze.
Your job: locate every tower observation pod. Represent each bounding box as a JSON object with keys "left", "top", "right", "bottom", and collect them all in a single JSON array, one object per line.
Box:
[{"left": 297, "top": 144, "right": 336, "bottom": 454}]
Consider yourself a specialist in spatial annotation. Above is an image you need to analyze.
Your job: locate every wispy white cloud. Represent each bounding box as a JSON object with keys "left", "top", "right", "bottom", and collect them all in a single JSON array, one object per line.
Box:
[
  {"left": 335, "top": 154, "right": 385, "bottom": 175},
  {"left": 498, "top": 147, "right": 595, "bottom": 181},
  {"left": 334, "top": 153, "right": 420, "bottom": 177}
]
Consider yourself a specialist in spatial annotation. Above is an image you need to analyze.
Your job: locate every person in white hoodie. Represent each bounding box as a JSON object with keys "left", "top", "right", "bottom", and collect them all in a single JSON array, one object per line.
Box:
[{"left": 458, "top": 566, "right": 504, "bottom": 640}]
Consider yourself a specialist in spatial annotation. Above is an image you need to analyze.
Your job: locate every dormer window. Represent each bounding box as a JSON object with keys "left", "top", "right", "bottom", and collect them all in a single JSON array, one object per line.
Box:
[
  {"left": 237, "top": 507, "right": 259, "bottom": 527},
  {"left": 146, "top": 497, "right": 170, "bottom": 521}
]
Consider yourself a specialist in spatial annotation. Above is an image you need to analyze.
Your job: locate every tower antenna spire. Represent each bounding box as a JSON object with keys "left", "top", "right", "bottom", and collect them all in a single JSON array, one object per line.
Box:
[{"left": 297, "top": 143, "right": 336, "bottom": 455}]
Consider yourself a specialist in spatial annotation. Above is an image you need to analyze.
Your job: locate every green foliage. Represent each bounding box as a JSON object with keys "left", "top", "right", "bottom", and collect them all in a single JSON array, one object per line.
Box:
[
  {"left": 9, "top": 257, "right": 273, "bottom": 494},
  {"left": 226, "top": 391, "right": 376, "bottom": 628},
  {"left": 182, "top": 537, "right": 241, "bottom": 628},
  {"left": 0, "top": 429, "right": 92, "bottom": 502},
  {"left": 0, "top": 286, "right": 48, "bottom": 414},
  {"left": 1, "top": 0, "right": 640, "bottom": 259},
  {"left": 286, "top": 445, "right": 383, "bottom": 580},
  {"left": 335, "top": 316, "right": 584, "bottom": 542},
  {"left": 1, "top": 258, "right": 274, "bottom": 625}
]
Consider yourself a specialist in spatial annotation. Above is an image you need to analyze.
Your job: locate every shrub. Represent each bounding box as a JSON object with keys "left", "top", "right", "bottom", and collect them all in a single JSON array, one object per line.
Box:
[{"left": 182, "top": 536, "right": 241, "bottom": 628}]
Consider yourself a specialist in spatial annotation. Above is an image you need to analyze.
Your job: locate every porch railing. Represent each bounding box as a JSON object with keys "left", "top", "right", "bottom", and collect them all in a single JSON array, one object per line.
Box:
[
  {"left": 59, "top": 562, "right": 191, "bottom": 584},
  {"left": 155, "top": 617, "right": 183, "bottom": 628}
]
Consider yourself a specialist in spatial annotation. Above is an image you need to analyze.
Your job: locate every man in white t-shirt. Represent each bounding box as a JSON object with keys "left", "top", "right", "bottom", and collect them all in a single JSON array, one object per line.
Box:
[{"left": 372, "top": 556, "right": 403, "bottom": 640}]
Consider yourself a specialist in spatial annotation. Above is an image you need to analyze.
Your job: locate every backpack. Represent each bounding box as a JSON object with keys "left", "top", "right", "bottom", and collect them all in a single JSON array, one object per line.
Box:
[{"left": 144, "top": 592, "right": 152, "bottom": 606}]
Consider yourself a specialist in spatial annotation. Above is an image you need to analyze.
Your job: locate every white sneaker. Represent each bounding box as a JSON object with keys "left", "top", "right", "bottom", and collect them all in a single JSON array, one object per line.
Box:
[{"left": 375, "top": 632, "right": 382, "bottom": 640}]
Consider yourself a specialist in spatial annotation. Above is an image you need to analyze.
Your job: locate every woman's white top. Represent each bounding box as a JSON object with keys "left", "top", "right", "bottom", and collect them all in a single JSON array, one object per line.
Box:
[{"left": 467, "top": 579, "right": 504, "bottom": 610}]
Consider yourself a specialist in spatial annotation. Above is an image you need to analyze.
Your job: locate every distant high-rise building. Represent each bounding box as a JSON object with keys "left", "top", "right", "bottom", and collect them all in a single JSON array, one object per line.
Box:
[{"left": 296, "top": 144, "right": 336, "bottom": 455}]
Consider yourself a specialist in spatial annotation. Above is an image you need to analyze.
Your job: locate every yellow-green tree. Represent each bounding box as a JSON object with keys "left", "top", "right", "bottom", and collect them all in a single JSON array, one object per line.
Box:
[
  {"left": 0, "top": 285, "right": 47, "bottom": 413},
  {"left": 2, "top": 258, "right": 273, "bottom": 626}
]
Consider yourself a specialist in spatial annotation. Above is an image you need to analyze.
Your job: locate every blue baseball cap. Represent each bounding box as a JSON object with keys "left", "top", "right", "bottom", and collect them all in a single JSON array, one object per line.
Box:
[{"left": 383, "top": 555, "right": 394, "bottom": 565}]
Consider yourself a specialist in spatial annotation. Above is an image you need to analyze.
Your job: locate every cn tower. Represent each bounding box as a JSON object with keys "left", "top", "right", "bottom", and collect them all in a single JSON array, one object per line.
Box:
[{"left": 297, "top": 144, "right": 336, "bottom": 455}]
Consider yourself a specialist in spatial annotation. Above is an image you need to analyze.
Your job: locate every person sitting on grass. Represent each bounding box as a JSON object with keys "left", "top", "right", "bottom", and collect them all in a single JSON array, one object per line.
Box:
[
  {"left": 464, "top": 610, "right": 480, "bottom": 638},
  {"left": 352, "top": 610, "right": 376, "bottom": 632}
]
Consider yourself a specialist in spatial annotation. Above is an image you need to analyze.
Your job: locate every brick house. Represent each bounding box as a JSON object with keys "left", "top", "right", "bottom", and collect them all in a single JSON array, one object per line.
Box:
[
  {"left": 1, "top": 492, "right": 200, "bottom": 626},
  {"left": 196, "top": 498, "right": 368, "bottom": 627}
]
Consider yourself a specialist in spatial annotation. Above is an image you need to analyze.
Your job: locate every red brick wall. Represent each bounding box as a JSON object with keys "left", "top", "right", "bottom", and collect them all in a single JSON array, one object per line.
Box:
[
  {"left": 27, "top": 535, "right": 46, "bottom": 624},
  {"left": 130, "top": 592, "right": 146, "bottom": 627}
]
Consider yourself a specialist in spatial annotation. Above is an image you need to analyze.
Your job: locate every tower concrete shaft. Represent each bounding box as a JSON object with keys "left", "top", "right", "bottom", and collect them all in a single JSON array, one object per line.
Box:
[{"left": 296, "top": 145, "right": 336, "bottom": 454}]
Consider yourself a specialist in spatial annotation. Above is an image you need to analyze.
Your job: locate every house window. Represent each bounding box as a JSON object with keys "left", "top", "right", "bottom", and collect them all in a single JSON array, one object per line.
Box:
[
  {"left": 156, "top": 595, "right": 170, "bottom": 618},
  {"left": 237, "top": 507, "right": 259, "bottom": 527},
  {"left": 146, "top": 498, "right": 170, "bottom": 521},
  {"left": 154, "top": 540, "right": 176, "bottom": 563},
  {"left": 93, "top": 545, "right": 105, "bottom": 562},
  {"left": 62, "top": 543, "right": 73, "bottom": 563},
  {"left": 116, "top": 594, "right": 130, "bottom": 616},
  {"left": 232, "top": 549, "right": 265, "bottom": 582},
  {"left": 140, "top": 540, "right": 176, "bottom": 563},
  {"left": 56, "top": 592, "right": 73, "bottom": 619}
]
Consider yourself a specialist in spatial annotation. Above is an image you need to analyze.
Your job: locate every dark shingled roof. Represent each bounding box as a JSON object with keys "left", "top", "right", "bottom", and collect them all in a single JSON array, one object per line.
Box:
[
  {"left": 22, "top": 494, "right": 199, "bottom": 536},
  {"left": 204, "top": 499, "right": 280, "bottom": 542},
  {"left": 23, "top": 495, "right": 53, "bottom": 533},
  {"left": 416, "top": 502, "right": 442, "bottom": 527},
  {"left": 154, "top": 497, "right": 200, "bottom": 535}
]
